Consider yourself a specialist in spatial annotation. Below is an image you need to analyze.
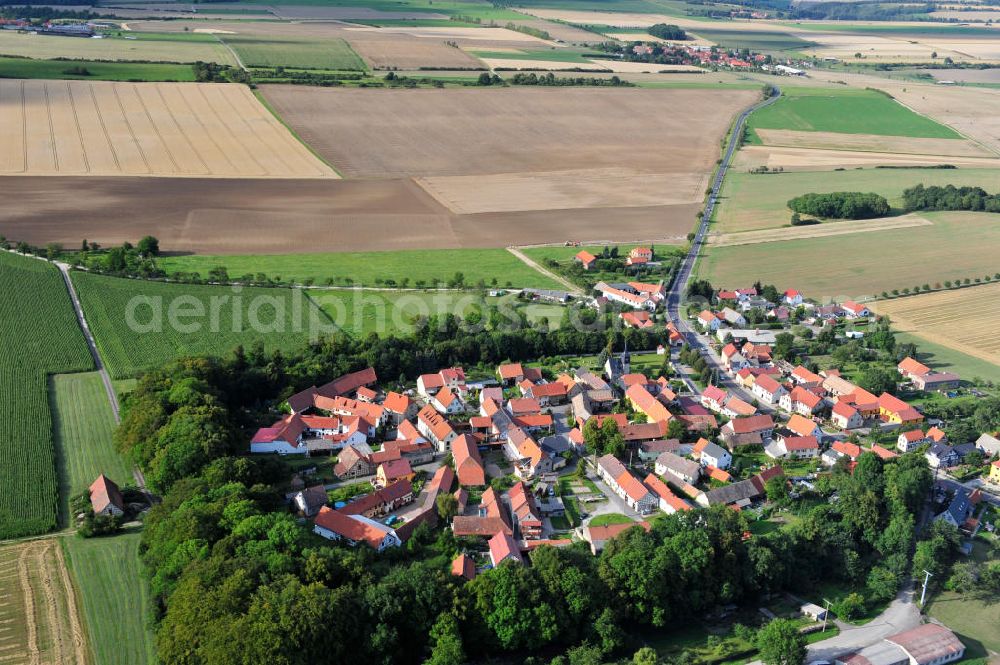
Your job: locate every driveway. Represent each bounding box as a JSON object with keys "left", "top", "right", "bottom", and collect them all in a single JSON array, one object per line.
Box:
[{"left": 805, "top": 587, "right": 921, "bottom": 662}]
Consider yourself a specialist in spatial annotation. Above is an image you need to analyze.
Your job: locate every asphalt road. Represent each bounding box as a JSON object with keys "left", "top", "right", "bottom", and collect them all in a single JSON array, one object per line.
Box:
[{"left": 666, "top": 85, "right": 781, "bottom": 399}]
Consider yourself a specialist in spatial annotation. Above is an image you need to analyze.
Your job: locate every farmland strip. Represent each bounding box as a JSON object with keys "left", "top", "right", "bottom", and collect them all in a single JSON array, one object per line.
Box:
[{"left": 63, "top": 81, "right": 91, "bottom": 174}]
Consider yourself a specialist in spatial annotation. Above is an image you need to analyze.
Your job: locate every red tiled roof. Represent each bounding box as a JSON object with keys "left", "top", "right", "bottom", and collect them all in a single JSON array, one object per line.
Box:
[
  {"left": 314, "top": 507, "right": 392, "bottom": 549},
  {"left": 319, "top": 367, "right": 377, "bottom": 397},
  {"left": 89, "top": 474, "right": 124, "bottom": 514},
  {"left": 498, "top": 363, "right": 524, "bottom": 380},
  {"left": 728, "top": 414, "right": 774, "bottom": 434},
  {"left": 383, "top": 391, "right": 412, "bottom": 414},
  {"left": 451, "top": 553, "right": 476, "bottom": 580},
  {"left": 786, "top": 414, "right": 819, "bottom": 437}
]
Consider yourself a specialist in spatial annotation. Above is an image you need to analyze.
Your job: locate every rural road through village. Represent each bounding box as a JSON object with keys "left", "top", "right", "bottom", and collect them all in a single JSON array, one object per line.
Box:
[{"left": 666, "top": 84, "right": 781, "bottom": 399}]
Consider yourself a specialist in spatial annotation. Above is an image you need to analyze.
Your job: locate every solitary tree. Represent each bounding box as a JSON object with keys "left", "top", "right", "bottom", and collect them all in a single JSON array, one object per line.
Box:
[{"left": 756, "top": 619, "right": 806, "bottom": 665}]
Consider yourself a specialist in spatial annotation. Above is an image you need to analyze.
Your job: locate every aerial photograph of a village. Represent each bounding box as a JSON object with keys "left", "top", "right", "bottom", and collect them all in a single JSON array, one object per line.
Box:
[{"left": 1, "top": 0, "right": 999, "bottom": 662}]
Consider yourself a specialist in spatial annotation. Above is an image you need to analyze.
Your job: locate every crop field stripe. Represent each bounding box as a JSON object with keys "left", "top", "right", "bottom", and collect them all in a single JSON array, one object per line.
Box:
[
  {"left": 146, "top": 85, "right": 209, "bottom": 174},
  {"left": 111, "top": 84, "right": 152, "bottom": 174},
  {"left": 64, "top": 82, "right": 91, "bottom": 173},
  {"left": 130, "top": 83, "right": 180, "bottom": 173},
  {"left": 0, "top": 252, "right": 94, "bottom": 539},
  {"left": 206, "top": 83, "right": 281, "bottom": 172},
  {"left": 251, "top": 88, "right": 342, "bottom": 176},
  {"left": 209, "top": 84, "right": 297, "bottom": 175},
  {"left": 84, "top": 83, "right": 121, "bottom": 173},
  {"left": 194, "top": 84, "right": 266, "bottom": 175}
]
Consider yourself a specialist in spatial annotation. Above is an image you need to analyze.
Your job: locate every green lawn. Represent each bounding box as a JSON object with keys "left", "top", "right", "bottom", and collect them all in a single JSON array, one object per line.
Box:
[
  {"left": 62, "top": 532, "right": 157, "bottom": 665},
  {"left": 72, "top": 271, "right": 334, "bottom": 379},
  {"left": 894, "top": 333, "right": 1000, "bottom": 384},
  {"left": 51, "top": 372, "right": 131, "bottom": 526},
  {"left": 158, "top": 248, "right": 563, "bottom": 290},
  {"left": 222, "top": 35, "right": 366, "bottom": 70},
  {"left": 589, "top": 513, "right": 634, "bottom": 526},
  {"left": 712, "top": 168, "right": 1000, "bottom": 233},
  {"left": 746, "top": 87, "right": 962, "bottom": 140},
  {"left": 306, "top": 290, "right": 568, "bottom": 337},
  {"left": 688, "top": 28, "right": 814, "bottom": 52},
  {"left": 927, "top": 588, "right": 999, "bottom": 663},
  {"left": 0, "top": 56, "right": 195, "bottom": 81},
  {"left": 699, "top": 211, "right": 1000, "bottom": 301}
]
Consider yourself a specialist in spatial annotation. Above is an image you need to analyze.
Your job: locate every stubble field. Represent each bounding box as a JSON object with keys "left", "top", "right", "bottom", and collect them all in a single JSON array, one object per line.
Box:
[
  {"left": 698, "top": 211, "right": 1000, "bottom": 299},
  {"left": 873, "top": 282, "right": 1000, "bottom": 369},
  {"left": 0, "top": 80, "right": 333, "bottom": 177},
  {"left": 0, "top": 30, "right": 237, "bottom": 64},
  {"left": 0, "top": 539, "right": 88, "bottom": 665}
]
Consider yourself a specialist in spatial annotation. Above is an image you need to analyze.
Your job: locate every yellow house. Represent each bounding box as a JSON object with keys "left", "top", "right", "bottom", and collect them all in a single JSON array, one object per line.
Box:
[{"left": 990, "top": 460, "right": 1000, "bottom": 485}]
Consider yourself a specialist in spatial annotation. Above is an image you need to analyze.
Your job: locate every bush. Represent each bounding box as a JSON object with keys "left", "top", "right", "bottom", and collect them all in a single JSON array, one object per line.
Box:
[
  {"left": 787, "top": 191, "right": 890, "bottom": 219},
  {"left": 647, "top": 23, "right": 688, "bottom": 40}
]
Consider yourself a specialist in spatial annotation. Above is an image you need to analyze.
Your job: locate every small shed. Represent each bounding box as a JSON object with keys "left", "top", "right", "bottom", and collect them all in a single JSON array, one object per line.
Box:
[{"left": 801, "top": 602, "right": 828, "bottom": 621}]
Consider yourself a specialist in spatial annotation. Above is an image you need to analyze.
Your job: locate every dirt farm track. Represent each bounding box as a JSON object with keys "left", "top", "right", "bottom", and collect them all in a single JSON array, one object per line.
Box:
[{"left": 0, "top": 80, "right": 333, "bottom": 178}]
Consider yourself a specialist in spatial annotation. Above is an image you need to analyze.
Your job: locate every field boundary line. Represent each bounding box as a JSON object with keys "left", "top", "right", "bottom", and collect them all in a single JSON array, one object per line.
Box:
[
  {"left": 252, "top": 89, "right": 342, "bottom": 177},
  {"left": 215, "top": 35, "right": 246, "bottom": 71},
  {"left": 210, "top": 84, "right": 295, "bottom": 176},
  {"left": 888, "top": 91, "right": 1000, "bottom": 159},
  {"left": 65, "top": 82, "right": 91, "bottom": 174},
  {"left": 42, "top": 82, "right": 58, "bottom": 172},
  {"left": 19, "top": 81, "right": 27, "bottom": 173},
  {"left": 506, "top": 246, "right": 582, "bottom": 295},
  {"left": 36, "top": 542, "right": 63, "bottom": 665}
]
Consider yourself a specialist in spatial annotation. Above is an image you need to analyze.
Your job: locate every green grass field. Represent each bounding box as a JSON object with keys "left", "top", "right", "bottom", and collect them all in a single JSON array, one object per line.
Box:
[
  {"left": 925, "top": 538, "right": 999, "bottom": 663},
  {"left": 746, "top": 87, "right": 962, "bottom": 140},
  {"left": 158, "top": 248, "right": 563, "bottom": 290},
  {"left": 0, "top": 56, "right": 196, "bottom": 81},
  {"left": 698, "top": 211, "right": 1000, "bottom": 300},
  {"left": 63, "top": 532, "right": 157, "bottom": 665},
  {"left": 713, "top": 168, "right": 1000, "bottom": 233},
  {"left": 471, "top": 49, "right": 596, "bottom": 63},
  {"left": 222, "top": 34, "right": 365, "bottom": 70},
  {"left": 588, "top": 513, "right": 634, "bottom": 526},
  {"left": 240, "top": 0, "right": 527, "bottom": 20},
  {"left": 894, "top": 333, "right": 1000, "bottom": 384},
  {"left": 0, "top": 30, "right": 236, "bottom": 65},
  {"left": 687, "top": 28, "right": 814, "bottom": 52},
  {"left": 51, "top": 372, "right": 131, "bottom": 525},
  {"left": 306, "top": 289, "right": 568, "bottom": 336},
  {"left": 72, "top": 271, "right": 334, "bottom": 379},
  {"left": 0, "top": 252, "right": 93, "bottom": 539}
]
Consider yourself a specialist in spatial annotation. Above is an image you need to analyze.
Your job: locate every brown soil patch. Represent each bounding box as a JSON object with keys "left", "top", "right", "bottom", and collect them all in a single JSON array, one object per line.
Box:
[
  {"left": 507, "top": 19, "right": 604, "bottom": 44},
  {"left": 0, "top": 80, "right": 333, "bottom": 178},
  {"left": 708, "top": 214, "right": 933, "bottom": 246},
  {"left": 873, "top": 282, "right": 1000, "bottom": 365},
  {"left": 416, "top": 168, "right": 707, "bottom": 214},
  {"left": 260, "top": 85, "right": 757, "bottom": 178},
  {"left": 753, "top": 128, "right": 991, "bottom": 157},
  {"left": 0, "top": 176, "right": 699, "bottom": 252}
]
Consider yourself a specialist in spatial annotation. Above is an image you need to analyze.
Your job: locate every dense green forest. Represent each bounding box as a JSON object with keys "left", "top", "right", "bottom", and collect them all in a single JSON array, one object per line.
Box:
[{"left": 903, "top": 184, "right": 1000, "bottom": 213}]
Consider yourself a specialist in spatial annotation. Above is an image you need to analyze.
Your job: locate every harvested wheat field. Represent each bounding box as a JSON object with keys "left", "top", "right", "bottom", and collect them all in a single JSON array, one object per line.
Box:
[
  {"left": 0, "top": 176, "right": 700, "bottom": 252},
  {"left": 753, "top": 129, "right": 990, "bottom": 157},
  {"left": 478, "top": 57, "right": 603, "bottom": 71},
  {"left": 874, "top": 282, "right": 1000, "bottom": 368},
  {"left": 0, "top": 29, "right": 236, "bottom": 64},
  {"left": 0, "top": 80, "right": 333, "bottom": 177},
  {"left": 732, "top": 144, "right": 1000, "bottom": 171},
  {"left": 260, "top": 85, "right": 757, "bottom": 178},
  {"left": 587, "top": 60, "right": 703, "bottom": 73},
  {"left": 708, "top": 214, "right": 933, "bottom": 246},
  {"left": 0, "top": 539, "right": 87, "bottom": 665}
]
